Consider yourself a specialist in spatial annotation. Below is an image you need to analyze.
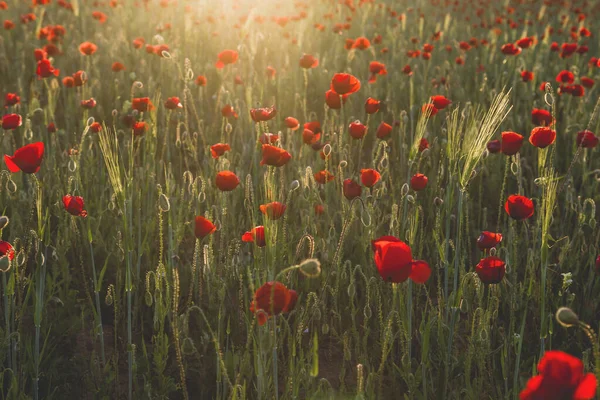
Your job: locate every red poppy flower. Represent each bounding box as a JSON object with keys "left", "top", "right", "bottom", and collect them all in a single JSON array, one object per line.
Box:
[
  {"left": 314, "top": 204, "right": 324, "bottom": 215},
  {"left": 47, "top": 123, "right": 56, "bottom": 133},
  {"left": 368, "top": 61, "right": 387, "bottom": 83},
  {"left": 92, "top": 11, "right": 107, "bottom": 23},
  {"left": 475, "top": 256, "right": 505, "bottom": 284},
  {"left": 520, "top": 351, "right": 597, "bottom": 400},
  {"left": 560, "top": 43, "right": 578, "bottom": 58},
  {"left": 210, "top": 143, "right": 231, "bottom": 159},
  {"left": 521, "top": 70, "right": 534, "bottom": 82},
  {"left": 81, "top": 98, "right": 96, "bottom": 109},
  {"left": 221, "top": 104, "right": 238, "bottom": 119},
  {"left": 343, "top": 179, "right": 362, "bottom": 200},
  {"left": 504, "top": 194, "right": 534, "bottom": 220},
  {"left": 5, "top": 93, "right": 20, "bottom": 107},
  {"left": 259, "top": 202, "right": 286, "bottom": 220},
  {"left": 376, "top": 122, "right": 392, "bottom": 139},
  {"left": 259, "top": 133, "right": 279, "bottom": 144},
  {"left": 111, "top": 62, "right": 125, "bottom": 72},
  {"left": 195, "top": 75, "right": 207, "bottom": 86},
  {"left": 132, "top": 97, "right": 154, "bottom": 112},
  {"left": 260, "top": 144, "right": 291, "bottom": 167},
  {"left": 133, "top": 122, "right": 148, "bottom": 136},
  {"left": 194, "top": 216, "right": 216, "bottom": 239},
  {"left": 314, "top": 170, "right": 334, "bottom": 184},
  {"left": 2, "top": 114, "right": 22, "bottom": 130},
  {"left": 569, "top": 84, "right": 585, "bottom": 97},
  {"left": 516, "top": 37, "right": 534, "bottom": 48},
  {"left": 402, "top": 65, "right": 413, "bottom": 76},
  {"left": 34, "top": 48, "right": 47, "bottom": 61},
  {"left": 72, "top": 70, "right": 87, "bottom": 87},
  {"left": 63, "top": 195, "right": 87, "bottom": 217},
  {"left": 422, "top": 103, "right": 439, "bottom": 116},
  {"left": 576, "top": 130, "right": 599, "bottom": 148},
  {"left": 419, "top": 138, "right": 429, "bottom": 152},
  {"left": 302, "top": 129, "right": 320, "bottom": 145},
  {"left": 215, "top": 49, "right": 239, "bottom": 68},
  {"left": 164, "top": 97, "right": 182, "bottom": 110},
  {"left": 79, "top": 41, "right": 97, "bottom": 55},
  {"left": 249, "top": 281, "right": 297, "bottom": 325},
  {"left": 580, "top": 77, "right": 594, "bottom": 88},
  {"left": 531, "top": 108, "right": 553, "bottom": 126},
  {"left": 304, "top": 121, "right": 322, "bottom": 136},
  {"left": 4, "top": 142, "right": 44, "bottom": 173},
  {"left": 501, "top": 131, "right": 524, "bottom": 155},
  {"left": 242, "top": 226, "right": 266, "bottom": 247},
  {"left": 250, "top": 106, "right": 277, "bottom": 122},
  {"left": 325, "top": 89, "right": 349, "bottom": 109},
  {"left": 476, "top": 231, "right": 503, "bottom": 250},
  {"left": 0, "top": 241, "right": 15, "bottom": 261},
  {"left": 372, "top": 236, "right": 430, "bottom": 283},
  {"left": 36, "top": 59, "right": 59, "bottom": 78},
  {"left": 410, "top": 173, "right": 428, "bottom": 191},
  {"left": 299, "top": 54, "right": 319, "bottom": 69},
  {"left": 330, "top": 73, "right": 361, "bottom": 95},
  {"left": 132, "top": 37, "right": 145, "bottom": 49},
  {"left": 487, "top": 140, "right": 501, "bottom": 153},
  {"left": 431, "top": 95, "right": 451, "bottom": 109},
  {"left": 348, "top": 121, "right": 367, "bottom": 139},
  {"left": 215, "top": 171, "right": 240, "bottom": 191},
  {"left": 556, "top": 70, "right": 575, "bottom": 84},
  {"left": 62, "top": 76, "right": 74, "bottom": 88},
  {"left": 365, "top": 97, "right": 381, "bottom": 114},
  {"left": 284, "top": 117, "right": 299, "bottom": 130},
  {"left": 89, "top": 122, "right": 101, "bottom": 133},
  {"left": 360, "top": 169, "right": 381, "bottom": 188},
  {"left": 266, "top": 66, "right": 276, "bottom": 79},
  {"left": 529, "top": 127, "right": 556, "bottom": 148},
  {"left": 352, "top": 37, "right": 371, "bottom": 50},
  {"left": 501, "top": 43, "right": 521, "bottom": 55}
]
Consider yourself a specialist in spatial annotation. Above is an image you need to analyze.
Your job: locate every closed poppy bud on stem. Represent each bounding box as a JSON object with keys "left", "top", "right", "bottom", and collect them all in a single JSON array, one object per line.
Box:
[
  {"left": 555, "top": 307, "right": 579, "bottom": 328},
  {"left": 298, "top": 258, "right": 321, "bottom": 278},
  {"left": 0, "top": 216, "right": 8, "bottom": 230}
]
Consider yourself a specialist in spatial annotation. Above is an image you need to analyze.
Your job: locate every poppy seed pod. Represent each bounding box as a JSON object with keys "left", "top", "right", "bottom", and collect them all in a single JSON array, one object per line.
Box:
[{"left": 555, "top": 307, "right": 579, "bottom": 328}]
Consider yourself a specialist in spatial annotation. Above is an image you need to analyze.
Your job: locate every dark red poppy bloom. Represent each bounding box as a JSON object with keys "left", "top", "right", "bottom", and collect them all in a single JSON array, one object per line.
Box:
[
  {"left": 372, "top": 235, "right": 431, "bottom": 283},
  {"left": 368, "top": 61, "right": 387, "bottom": 83},
  {"left": 402, "top": 65, "right": 413, "bottom": 76},
  {"left": 79, "top": 41, "right": 97, "bottom": 55},
  {"left": 521, "top": 70, "right": 534, "bottom": 82},
  {"left": 410, "top": 173, "right": 428, "bottom": 191},
  {"left": 487, "top": 140, "right": 501, "bottom": 153},
  {"left": 80, "top": 98, "right": 96, "bottom": 109},
  {"left": 206, "top": 140, "right": 230, "bottom": 158},
  {"left": 475, "top": 256, "right": 505, "bottom": 284},
  {"left": 569, "top": 84, "right": 585, "bottom": 97},
  {"left": 419, "top": 138, "right": 429, "bottom": 152},
  {"left": 348, "top": 121, "right": 367, "bottom": 139},
  {"left": 325, "top": 90, "right": 349, "bottom": 109},
  {"left": 501, "top": 131, "right": 524, "bottom": 155},
  {"left": 505, "top": 195, "right": 534, "bottom": 220},
  {"left": 242, "top": 226, "right": 266, "bottom": 247},
  {"left": 560, "top": 43, "right": 578, "bottom": 58},
  {"left": 422, "top": 103, "right": 438, "bottom": 116},
  {"left": 516, "top": 37, "right": 534, "bottom": 48},
  {"left": 576, "top": 130, "right": 599, "bottom": 148},
  {"left": 260, "top": 144, "right": 291, "bottom": 167},
  {"left": 520, "top": 351, "right": 597, "bottom": 400},
  {"left": 89, "top": 122, "right": 102, "bottom": 133},
  {"left": 5, "top": 93, "right": 20, "bottom": 107},
  {"left": 194, "top": 216, "right": 216, "bottom": 239},
  {"left": 330, "top": 73, "right": 361, "bottom": 95},
  {"left": 352, "top": 37, "right": 371, "bottom": 50},
  {"left": 314, "top": 170, "right": 334, "bottom": 184},
  {"left": 556, "top": 70, "right": 575, "bottom": 84},
  {"left": 259, "top": 202, "right": 287, "bottom": 220},
  {"left": 343, "top": 179, "right": 362, "bottom": 200},
  {"left": 0, "top": 241, "right": 15, "bottom": 261},
  {"left": 34, "top": 48, "right": 47, "bottom": 61},
  {"left": 72, "top": 70, "right": 87, "bottom": 87},
  {"left": 215, "top": 171, "right": 240, "bottom": 191},
  {"left": 63, "top": 194, "right": 87, "bottom": 217},
  {"left": 195, "top": 75, "right": 207, "bottom": 86},
  {"left": 133, "top": 121, "right": 148, "bottom": 136},
  {"left": 92, "top": 11, "right": 107, "bottom": 23},
  {"left": 250, "top": 106, "right": 277, "bottom": 122},
  {"left": 529, "top": 127, "right": 556, "bottom": 148},
  {"left": 4, "top": 142, "right": 44, "bottom": 173},
  {"left": 299, "top": 54, "right": 319, "bottom": 69},
  {"left": 111, "top": 62, "right": 125, "bottom": 72},
  {"left": 365, "top": 97, "right": 381, "bottom": 114},
  {"left": 36, "top": 59, "right": 59, "bottom": 78},
  {"left": 2, "top": 114, "right": 22, "bottom": 130},
  {"left": 302, "top": 129, "right": 320, "bottom": 145},
  {"left": 221, "top": 104, "right": 238, "bottom": 119},
  {"left": 501, "top": 43, "right": 521, "bottom": 55},
  {"left": 431, "top": 95, "right": 451, "bottom": 109},
  {"left": 531, "top": 108, "right": 553, "bottom": 126},
  {"left": 47, "top": 122, "right": 56, "bottom": 133},
  {"left": 476, "top": 231, "right": 503, "bottom": 250},
  {"left": 132, "top": 97, "right": 154, "bottom": 112},
  {"left": 164, "top": 97, "right": 182, "bottom": 110},
  {"left": 215, "top": 49, "right": 239, "bottom": 69},
  {"left": 249, "top": 281, "right": 297, "bottom": 325},
  {"left": 284, "top": 117, "right": 299, "bottom": 130},
  {"left": 581, "top": 77, "right": 594, "bottom": 88},
  {"left": 376, "top": 122, "right": 392, "bottom": 139},
  {"left": 314, "top": 204, "right": 324, "bottom": 215},
  {"left": 360, "top": 169, "right": 381, "bottom": 188},
  {"left": 304, "top": 121, "right": 322, "bottom": 136}
]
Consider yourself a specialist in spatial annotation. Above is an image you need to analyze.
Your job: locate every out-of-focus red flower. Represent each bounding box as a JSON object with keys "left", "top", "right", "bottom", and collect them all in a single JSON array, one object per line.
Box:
[
  {"left": 164, "top": 97, "right": 182, "bottom": 110},
  {"left": 34, "top": 48, "right": 47, "bottom": 61},
  {"left": 431, "top": 95, "right": 451, "bottom": 109},
  {"left": 260, "top": 144, "right": 291, "bottom": 167},
  {"left": 249, "top": 281, "right": 297, "bottom": 325},
  {"left": 299, "top": 54, "right": 319, "bottom": 69},
  {"left": 476, "top": 256, "right": 505, "bottom": 284},
  {"left": 402, "top": 65, "right": 413, "bottom": 76},
  {"left": 529, "top": 127, "right": 556, "bottom": 148},
  {"left": 111, "top": 62, "right": 125, "bottom": 72},
  {"left": 221, "top": 104, "right": 238, "bottom": 119},
  {"left": 521, "top": 70, "right": 534, "bottom": 82},
  {"left": 250, "top": 106, "right": 277, "bottom": 122},
  {"left": 132, "top": 121, "right": 148, "bottom": 136},
  {"left": 520, "top": 351, "right": 597, "bottom": 400},
  {"left": 89, "top": 122, "right": 102, "bottom": 133},
  {"left": 343, "top": 179, "right": 362, "bottom": 200},
  {"left": 368, "top": 61, "right": 387, "bottom": 83},
  {"left": 314, "top": 204, "right": 325, "bottom": 215},
  {"left": 581, "top": 77, "right": 594, "bottom": 88},
  {"left": 47, "top": 122, "right": 57, "bottom": 133},
  {"left": 576, "top": 130, "right": 599, "bottom": 148},
  {"left": 132, "top": 97, "right": 154, "bottom": 112},
  {"left": 330, "top": 73, "right": 361, "bottom": 95},
  {"left": 504, "top": 194, "right": 534, "bottom": 220},
  {"left": 79, "top": 41, "right": 98, "bottom": 55},
  {"left": 284, "top": 117, "right": 299, "bottom": 130},
  {"left": 365, "top": 97, "right": 381, "bottom": 114},
  {"left": 487, "top": 140, "right": 501, "bottom": 153},
  {"left": 63, "top": 195, "right": 87, "bottom": 217},
  {"left": 132, "top": 37, "right": 145, "bottom": 49},
  {"left": 422, "top": 103, "right": 438, "bottom": 116},
  {"left": 560, "top": 42, "right": 578, "bottom": 58},
  {"left": 242, "top": 226, "right": 266, "bottom": 247},
  {"left": 531, "top": 108, "right": 553, "bottom": 126},
  {"left": 556, "top": 70, "right": 575, "bottom": 84},
  {"left": 501, "top": 43, "right": 521, "bottom": 55},
  {"left": 260, "top": 202, "right": 287, "bottom": 220},
  {"left": 314, "top": 170, "right": 334, "bottom": 184},
  {"left": 4, "top": 142, "right": 44, "bottom": 173},
  {"left": 36, "top": 59, "right": 59, "bottom": 78},
  {"left": 476, "top": 231, "right": 503, "bottom": 250},
  {"left": 215, "top": 49, "right": 239, "bottom": 68},
  {"left": 215, "top": 171, "right": 240, "bottom": 191},
  {"left": 92, "top": 11, "right": 107, "bottom": 23},
  {"left": 352, "top": 37, "right": 371, "bottom": 50},
  {"left": 81, "top": 98, "right": 96, "bottom": 109},
  {"left": 302, "top": 128, "right": 320, "bottom": 145},
  {"left": 195, "top": 75, "right": 207, "bottom": 86},
  {"left": 360, "top": 169, "right": 381, "bottom": 188},
  {"left": 2, "top": 114, "right": 22, "bottom": 130},
  {"left": 62, "top": 76, "right": 75, "bottom": 87},
  {"left": 73, "top": 70, "right": 87, "bottom": 86},
  {"left": 419, "top": 138, "right": 429, "bottom": 152},
  {"left": 410, "top": 173, "right": 428, "bottom": 191},
  {"left": 194, "top": 216, "right": 216, "bottom": 239},
  {"left": 501, "top": 131, "right": 524, "bottom": 156}
]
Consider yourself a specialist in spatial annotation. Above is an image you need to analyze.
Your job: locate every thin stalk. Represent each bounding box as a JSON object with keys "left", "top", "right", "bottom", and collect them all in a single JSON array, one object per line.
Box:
[
  {"left": 86, "top": 218, "right": 106, "bottom": 365},
  {"left": 452, "top": 189, "right": 465, "bottom": 308}
]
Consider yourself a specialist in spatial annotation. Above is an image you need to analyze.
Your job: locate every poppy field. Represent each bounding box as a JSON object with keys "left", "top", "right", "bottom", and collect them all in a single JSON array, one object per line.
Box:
[{"left": 2, "top": 0, "right": 600, "bottom": 398}]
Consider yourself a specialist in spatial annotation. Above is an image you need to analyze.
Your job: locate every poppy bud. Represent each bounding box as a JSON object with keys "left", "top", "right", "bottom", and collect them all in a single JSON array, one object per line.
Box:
[
  {"left": 299, "top": 258, "right": 322, "bottom": 278},
  {"left": 555, "top": 307, "right": 579, "bottom": 328},
  {"left": 0, "top": 216, "right": 8, "bottom": 230}
]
